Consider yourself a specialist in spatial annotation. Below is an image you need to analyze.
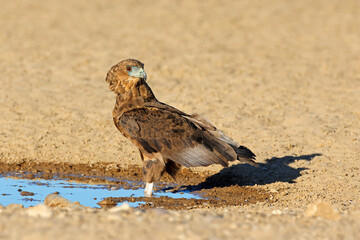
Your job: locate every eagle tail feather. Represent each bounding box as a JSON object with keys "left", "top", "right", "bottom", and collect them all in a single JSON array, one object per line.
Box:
[{"left": 235, "top": 145, "right": 258, "bottom": 167}]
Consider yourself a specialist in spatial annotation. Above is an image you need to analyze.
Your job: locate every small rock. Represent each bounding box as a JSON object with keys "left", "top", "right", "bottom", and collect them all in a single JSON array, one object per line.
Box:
[
  {"left": 20, "top": 191, "right": 35, "bottom": 196},
  {"left": 305, "top": 201, "right": 340, "bottom": 220},
  {"left": 44, "top": 192, "right": 86, "bottom": 209},
  {"left": 26, "top": 204, "right": 53, "bottom": 218},
  {"left": 110, "top": 187, "right": 118, "bottom": 191},
  {"left": 118, "top": 202, "right": 130, "bottom": 211},
  {"left": 97, "top": 198, "right": 118, "bottom": 208},
  {"left": 108, "top": 202, "right": 131, "bottom": 212}
]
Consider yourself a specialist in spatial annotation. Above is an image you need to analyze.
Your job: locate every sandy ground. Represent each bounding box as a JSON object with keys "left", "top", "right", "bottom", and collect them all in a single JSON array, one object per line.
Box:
[{"left": 0, "top": 0, "right": 360, "bottom": 239}]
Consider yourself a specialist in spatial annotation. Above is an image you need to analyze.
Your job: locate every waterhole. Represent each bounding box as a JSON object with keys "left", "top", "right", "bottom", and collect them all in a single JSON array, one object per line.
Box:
[
  {"left": 0, "top": 173, "right": 202, "bottom": 208},
  {"left": 0, "top": 163, "right": 271, "bottom": 210}
]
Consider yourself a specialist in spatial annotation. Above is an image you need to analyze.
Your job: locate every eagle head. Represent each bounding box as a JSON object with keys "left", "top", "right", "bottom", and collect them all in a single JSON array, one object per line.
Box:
[{"left": 106, "top": 59, "right": 147, "bottom": 93}]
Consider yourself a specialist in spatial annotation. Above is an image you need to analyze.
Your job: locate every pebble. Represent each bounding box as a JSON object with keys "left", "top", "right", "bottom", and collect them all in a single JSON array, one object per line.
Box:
[
  {"left": 44, "top": 192, "right": 86, "bottom": 209},
  {"left": 26, "top": 204, "right": 53, "bottom": 218},
  {"left": 305, "top": 201, "right": 340, "bottom": 220},
  {"left": 20, "top": 191, "right": 35, "bottom": 196},
  {"left": 97, "top": 198, "right": 118, "bottom": 208},
  {"left": 108, "top": 202, "right": 131, "bottom": 213}
]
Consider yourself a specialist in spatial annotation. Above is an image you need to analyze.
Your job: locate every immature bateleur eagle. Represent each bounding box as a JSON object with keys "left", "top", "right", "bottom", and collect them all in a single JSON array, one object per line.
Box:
[{"left": 105, "top": 59, "right": 257, "bottom": 196}]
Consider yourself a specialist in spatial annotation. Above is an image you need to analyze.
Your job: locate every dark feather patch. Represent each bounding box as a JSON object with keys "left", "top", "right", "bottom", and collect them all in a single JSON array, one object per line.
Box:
[{"left": 138, "top": 139, "right": 158, "bottom": 153}]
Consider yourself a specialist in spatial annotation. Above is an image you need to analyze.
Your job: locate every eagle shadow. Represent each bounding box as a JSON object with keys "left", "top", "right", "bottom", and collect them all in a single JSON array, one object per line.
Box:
[{"left": 175, "top": 153, "right": 321, "bottom": 192}]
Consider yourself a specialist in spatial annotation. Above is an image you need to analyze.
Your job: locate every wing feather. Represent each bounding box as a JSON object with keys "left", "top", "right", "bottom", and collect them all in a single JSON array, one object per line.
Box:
[
  {"left": 182, "top": 114, "right": 258, "bottom": 167},
  {"left": 117, "top": 107, "right": 233, "bottom": 167}
]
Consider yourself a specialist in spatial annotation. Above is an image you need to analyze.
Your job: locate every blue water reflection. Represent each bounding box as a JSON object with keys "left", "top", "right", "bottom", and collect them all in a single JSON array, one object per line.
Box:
[{"left": 0, "top": 177, "right": 200, "bottom": 208}]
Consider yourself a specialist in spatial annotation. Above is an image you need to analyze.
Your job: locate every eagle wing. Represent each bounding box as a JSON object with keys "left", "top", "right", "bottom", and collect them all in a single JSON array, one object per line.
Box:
[{"left": 116, "top": 106, "right": 238, "bottom": 167}]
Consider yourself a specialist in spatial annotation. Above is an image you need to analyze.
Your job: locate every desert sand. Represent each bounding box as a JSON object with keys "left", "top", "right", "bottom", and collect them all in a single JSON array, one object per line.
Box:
[{"left": 0, "top": 0, "right": 359, "bottom": 239}]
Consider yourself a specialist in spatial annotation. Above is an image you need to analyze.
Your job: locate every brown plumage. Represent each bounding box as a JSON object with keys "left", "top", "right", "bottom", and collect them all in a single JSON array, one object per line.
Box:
[{"left": 105, "top": 59, "right": 257, "bottom": 196}]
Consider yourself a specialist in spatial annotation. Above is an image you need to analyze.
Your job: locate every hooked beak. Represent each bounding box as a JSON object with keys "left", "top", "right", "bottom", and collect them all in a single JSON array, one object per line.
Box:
[
  {"left": 129, "top": 67, "right": 147, "bottom": 80},
  {"left": 138, "top": 68, "right": 147, "bottom": 80}
]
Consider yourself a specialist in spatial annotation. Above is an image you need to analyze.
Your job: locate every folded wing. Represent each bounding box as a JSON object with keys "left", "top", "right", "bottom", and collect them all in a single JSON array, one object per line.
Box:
[{"left": 117, "top": 107, "right": 238, "bottom": 167}]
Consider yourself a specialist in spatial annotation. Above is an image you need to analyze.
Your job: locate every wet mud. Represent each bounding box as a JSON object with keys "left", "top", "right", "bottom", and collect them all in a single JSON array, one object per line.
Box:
[
  {"left": 0, "top": 161, "right": 271, "bottom": 210},
  {"left": 102, "top": 185, "right": 269, "bottom": 210}
]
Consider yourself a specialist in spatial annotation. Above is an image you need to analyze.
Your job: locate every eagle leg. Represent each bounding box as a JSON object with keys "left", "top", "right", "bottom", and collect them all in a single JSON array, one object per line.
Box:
[{"left": 142, "top": 157, "right": 166, "bottom": 197}]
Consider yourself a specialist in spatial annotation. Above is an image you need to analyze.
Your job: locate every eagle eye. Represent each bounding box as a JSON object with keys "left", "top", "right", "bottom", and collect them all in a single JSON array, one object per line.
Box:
[{"left": 126, "top": 66, "right": 132, "bottom": 72}]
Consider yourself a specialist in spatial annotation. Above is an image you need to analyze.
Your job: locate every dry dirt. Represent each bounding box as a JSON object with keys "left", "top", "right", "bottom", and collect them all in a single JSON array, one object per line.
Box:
[{"left": 0, "top": 0, "right": 360, "bottom": 239}]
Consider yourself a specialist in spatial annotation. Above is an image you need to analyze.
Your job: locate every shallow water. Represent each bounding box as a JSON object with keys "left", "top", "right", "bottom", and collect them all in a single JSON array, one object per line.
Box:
[{"left": 0, "top": 175, "right": 201, "bottom": 208}]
